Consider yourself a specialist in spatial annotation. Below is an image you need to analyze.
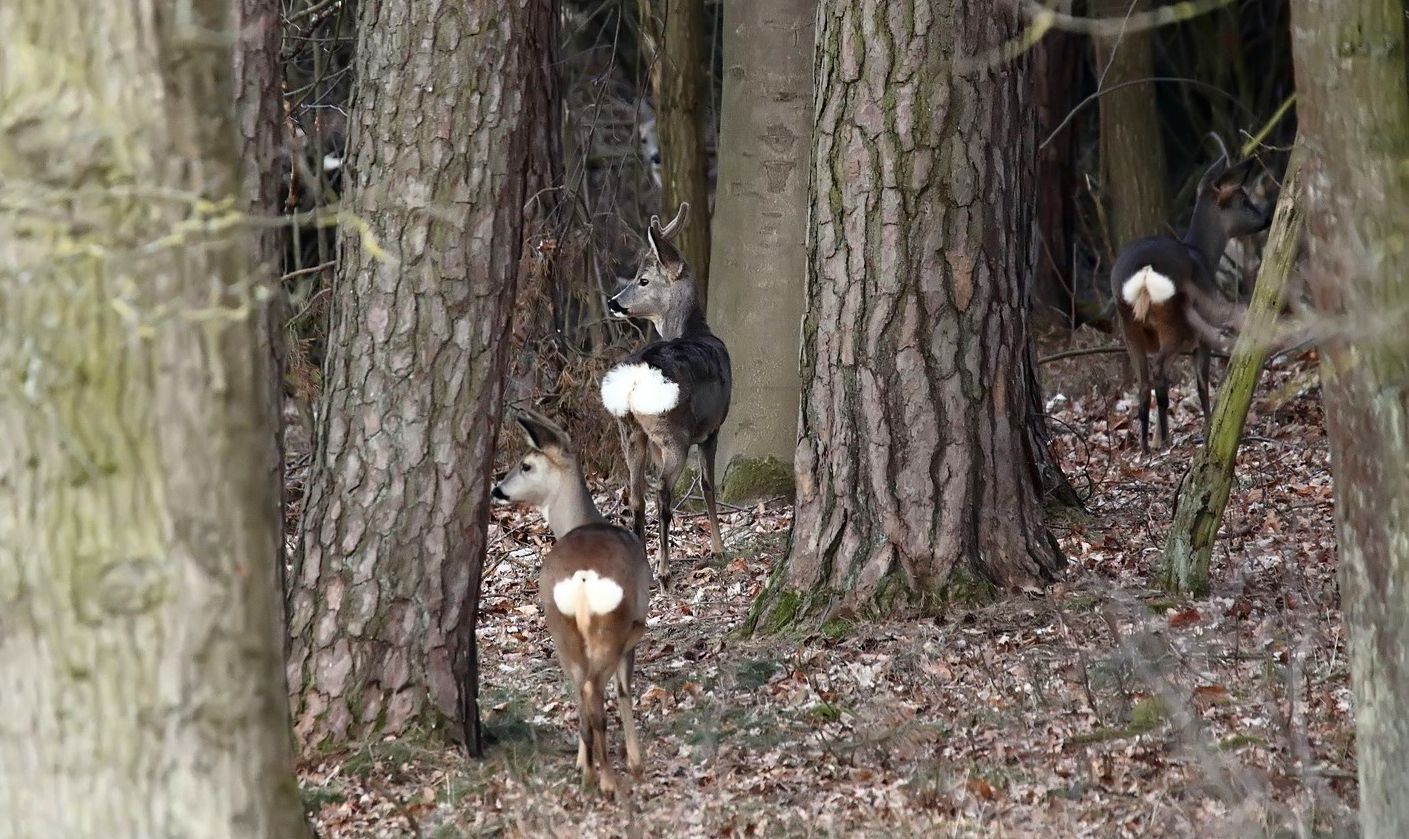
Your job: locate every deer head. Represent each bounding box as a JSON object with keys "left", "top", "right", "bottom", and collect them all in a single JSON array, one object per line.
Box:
[
  {"left": 492, "top": 410, "right": 578, "bottom": 510},
  {"left": 607, "top": 202, "right": 697, "bottom": 334},
  {"left": 1195, "top": 138, "right": 1271, "bottom": 240}
]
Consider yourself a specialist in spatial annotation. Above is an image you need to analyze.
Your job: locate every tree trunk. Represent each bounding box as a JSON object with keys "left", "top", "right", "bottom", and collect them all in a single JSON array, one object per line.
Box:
[
  {"left": 0, "top": 2, "right": 308, "bottom": 835},
  {"left": 750, "top": 0, "right": 1065, "bottom": 631},
  {"left": 1033, "top": 29, "right": 1083, "bottom": 326},
  {"left": 234, "top": 0, "right": 292, "bottom": 612},
  {"left": 643, "top": 0, "right": 714, "bottom": 305},
  {"left": 1092, "top": 0, "right": 1169, "bottom": 251},
  {"left": 1161, "top": 143, "right": 1306, "bottom": 595},
  {"left": 1291, "top": 2, "right": 1409, "bottom": 836},
  {"left": 287, "top": 0, "right": 553, "bottom": 754},
  {"left": 708, "top": 0, "right": 814, "bottom": 501}
]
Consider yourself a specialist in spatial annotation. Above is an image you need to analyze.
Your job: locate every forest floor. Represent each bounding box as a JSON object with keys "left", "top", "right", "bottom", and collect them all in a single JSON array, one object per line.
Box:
[{"left": 296, "top": 340, "right": 1354, "bottom": 838}]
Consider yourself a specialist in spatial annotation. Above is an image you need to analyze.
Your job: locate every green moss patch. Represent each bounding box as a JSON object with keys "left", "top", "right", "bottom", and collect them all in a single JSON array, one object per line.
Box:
[{"left": 720, "top": 456, "right": 794, "bottom": 502}]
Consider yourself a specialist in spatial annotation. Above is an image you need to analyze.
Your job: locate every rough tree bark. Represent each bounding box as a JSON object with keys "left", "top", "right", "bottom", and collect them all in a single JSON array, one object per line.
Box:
[
  {"left": 288, "top": 0, "right": 554, "bottom": 754},
  {"left": 750, "top": 0, "right": 1065, "bottom": 631},
  {"left": 1092, "top": 0, "right": 1169, "bottom": 251},
  {"left": 0, "top": 1, "right": 308, "bottom": 835},
  {"left": 642, "top": 0, "right": 714, "bottom": 304},
  {"left": 1291, "top": 2, "right": 1409, "bottom": 835},
  {"left": 1160, "top": 144, "right": 1305, "bottom": 595},
  {"left": 234, "top": 0, "right": 292, "bottom": 609},
  {"left": 709, "top": 0, "right": 814, "bottom": 501},
  {"left": 1033, "top": 29, "right": 1083, "bottom": 325}
]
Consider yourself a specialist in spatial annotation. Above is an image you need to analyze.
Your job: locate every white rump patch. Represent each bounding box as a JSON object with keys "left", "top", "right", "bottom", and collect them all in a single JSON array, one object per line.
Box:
[
  {"left": 600, "top": 362, "right": 681, "bottom": 418},
  {"left": 322, "top": 153, "right": 344, "bottom": 172},
  {"left": 1121, "top": 266, "right": 1177, "bottom": 306},
  {"left": 552, "top": 570, "right": 624, "bottom": 617}
]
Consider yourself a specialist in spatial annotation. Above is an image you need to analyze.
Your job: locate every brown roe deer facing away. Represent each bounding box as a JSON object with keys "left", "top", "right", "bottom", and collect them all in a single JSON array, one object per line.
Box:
[
  {"left": 601, "top": 202, "right": 733, "bottom": 585},
  {"left": 491, "top": 409, "right": 652, "bottom": 797},
  {"left": 1112, "top": 143, "right": 1271, "bottom": 451}
]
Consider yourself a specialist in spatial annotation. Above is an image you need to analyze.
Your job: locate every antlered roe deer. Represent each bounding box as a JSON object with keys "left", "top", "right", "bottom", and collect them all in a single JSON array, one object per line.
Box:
[
  {"left": 601, "top": 202, "right": 732, "bottom": 584},
  {"left": 491, "top": 410, "right": 652, "bottom": 797},
  {"left": 1112, "top": 141, "right": 1271, "bottom": 451}
]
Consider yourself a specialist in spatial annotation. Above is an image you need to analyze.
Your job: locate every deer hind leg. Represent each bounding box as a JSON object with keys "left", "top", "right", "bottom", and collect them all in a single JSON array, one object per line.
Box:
[
  {"left": 616, "top": 647, "right": 643, "bottom": 775},
  {"left": 581, "top": 676, "right": 616, "bottom": 796},
  {"left": 698, "top": 432, "right": 725, "bottom": 557},
  {"left": 618, "top": 420, "right": 649, "bottom": 539},
  {"left": 653, "top": 441, "right": 689, "bottom": 585},
  {"left": 1152, "top": 352, "right": 1173, "bottom": 449},
  {"left": 1126, "top": 342, "right": 1153, "bottom": 452}
]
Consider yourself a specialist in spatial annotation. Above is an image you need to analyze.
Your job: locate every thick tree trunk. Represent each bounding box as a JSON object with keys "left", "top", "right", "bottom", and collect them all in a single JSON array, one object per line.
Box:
[
  {"left": 1033, "top": 29, "right": 1083, "bottom": 325},
  {"left": 644, "top": 0, "right": 714, "bottom": 304},
  {"left": 1092, "top": 0, "right": 1169, "bottom": 250},
  {"left": 0, "top": 2, "right": 308, "bottom": 836},
  {"left": 234, "top": 0, "right": 292, "bottom": 610},
  {"left": 709, "top": 0, "right": 814, "bottom": 500},
  {"left": 288, "top": 0, "right": 553, "bottom": 753},
  {"left": 751, "top": 0, "right": 1064, "bottom": 630},
  {"left": 1291, "top": 3, "right": 1409, "bottom": 836},
  {"left": 1161, "top": 144, "right": 1305, "bottom": 595}
]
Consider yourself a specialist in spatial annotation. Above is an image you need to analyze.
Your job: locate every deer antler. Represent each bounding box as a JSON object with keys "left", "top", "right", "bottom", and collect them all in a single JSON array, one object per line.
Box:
[
  {"left": 1206, "top": 132, "right": 1231, "bottom": 167},
  {"left": 652, "top": 202, "right": 690, "bottom": 239}
]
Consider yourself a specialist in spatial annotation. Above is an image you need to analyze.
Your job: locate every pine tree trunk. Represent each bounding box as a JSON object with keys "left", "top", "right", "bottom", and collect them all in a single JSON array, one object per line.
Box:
[
  {"left": 288, "top": 0, "right": 554, "bottom": 753},
  {"left": 751, "top": 0, "right": 1064, "bottom": 631},
  {"left": 1160, "top": 144, "right": 1305, "bottom": 595},
  {"left": 644, "top": 0, "right": 714, "bottom": 304},
  {"left": 1092, "top": 0, "right": 1169, "bottom": 250},
  {"left": 1033, "top": 29, "right": 1082, "bottom": 325},
  {"left": 0, "top": 2, "right": 308, "bottom": 835},
  {"left": 708, "top": 0, "right": 814, "bottom": 500},
  {"left": 234, "top": 0, "right": 292, "bottom": 612},
  {"left": 1291, "top": 2, "right": 1409, "bottom": 835}
]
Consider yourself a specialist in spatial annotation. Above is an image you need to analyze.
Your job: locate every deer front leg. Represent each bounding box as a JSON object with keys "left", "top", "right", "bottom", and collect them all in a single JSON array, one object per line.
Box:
[
  {"left": 654, "top": 442, "right": 688, "bottom": 585},
  {"left": 1194, "top": 345, "right": 1213, "bottom": 432},
  {"left": 698, "top": 433, "right": 725, "bottom": 557}
]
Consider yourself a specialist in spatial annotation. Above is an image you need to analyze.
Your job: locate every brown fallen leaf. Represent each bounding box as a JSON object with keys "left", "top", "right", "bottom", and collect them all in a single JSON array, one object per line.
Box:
[
  {"left": 966, "top": 777, "right": 999, "bottom": 801},
  {"left": 1169, "top": 607, "right": 1201, "bottom": 629}
]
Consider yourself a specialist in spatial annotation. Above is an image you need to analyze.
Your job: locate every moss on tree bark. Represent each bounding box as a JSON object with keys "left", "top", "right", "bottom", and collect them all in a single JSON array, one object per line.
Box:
[{"left": 1160, "top": 144, "right": 1306, "bottom": 595}]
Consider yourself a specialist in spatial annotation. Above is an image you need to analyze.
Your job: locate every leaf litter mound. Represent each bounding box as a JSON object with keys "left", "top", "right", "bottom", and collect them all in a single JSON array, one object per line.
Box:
[{"left": 299, "top": 351, "right": 1354, "bottom": 837}]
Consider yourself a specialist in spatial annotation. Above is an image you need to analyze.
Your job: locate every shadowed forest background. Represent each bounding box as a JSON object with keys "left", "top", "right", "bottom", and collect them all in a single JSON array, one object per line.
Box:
[{"left": 2, "top": 0, "right": 1408, "bottom": 837}]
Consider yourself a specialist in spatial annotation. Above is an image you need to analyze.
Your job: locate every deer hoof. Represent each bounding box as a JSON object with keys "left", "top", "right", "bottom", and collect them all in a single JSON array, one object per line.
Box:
[{"left": 598, "top": 769, "right": 618, "bottom": 796}]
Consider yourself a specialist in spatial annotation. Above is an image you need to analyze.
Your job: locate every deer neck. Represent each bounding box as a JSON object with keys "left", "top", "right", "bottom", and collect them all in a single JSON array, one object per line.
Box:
[
  {"left": 1184, "top": 199, "right": 1230, "bottom": 272},
  {"left": 539, "top": 471, "right": 605, "bottom": 540},
  {"left": 650, "top": 281, "right": 708, "bottom": 340}
]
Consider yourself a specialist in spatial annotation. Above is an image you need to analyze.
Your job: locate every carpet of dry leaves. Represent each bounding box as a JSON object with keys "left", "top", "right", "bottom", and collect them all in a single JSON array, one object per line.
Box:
[{"left": 297, "top": 347, "right": 1354, "bottom": 838}]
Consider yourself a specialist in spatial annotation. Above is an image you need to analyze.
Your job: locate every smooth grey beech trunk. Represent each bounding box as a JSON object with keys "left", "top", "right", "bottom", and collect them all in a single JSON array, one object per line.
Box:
[{"left": 709, "top": 0, "right": 815, "bottom": 500}]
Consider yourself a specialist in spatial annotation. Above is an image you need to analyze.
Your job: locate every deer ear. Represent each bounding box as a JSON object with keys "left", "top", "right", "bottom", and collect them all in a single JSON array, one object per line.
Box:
[
  {"left": 514, "top": 409, "right": 571, "bottom": 454},
  {"left": 647, "top": 224, "right": 686, "bottom": 279},
  {"left": 1198, "top": 156, "right": 1229, "bottom": 194}
]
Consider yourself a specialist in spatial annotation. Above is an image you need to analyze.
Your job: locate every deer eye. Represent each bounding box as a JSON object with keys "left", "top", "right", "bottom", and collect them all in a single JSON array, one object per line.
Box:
[
  {"left": 521, "top": 461, "right": 532, "bottom": 473},
  {"left": 638, "top": 276, "right": 649, "bottom": 287}
]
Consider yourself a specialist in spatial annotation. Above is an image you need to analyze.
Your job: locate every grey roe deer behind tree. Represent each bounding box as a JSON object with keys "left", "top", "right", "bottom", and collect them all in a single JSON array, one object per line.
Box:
[
  {"left": 751, "top": 0, "right": 1067, "bottom": 630},
  {"left": 288, "top": 0, "right": 557, "bottom": 753},
  {"left": 0, "top": 0, "right": 307, "bottom": 835},
  {"left": 1291, "top": 0, "right": 1409, "bottom": 835}
]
